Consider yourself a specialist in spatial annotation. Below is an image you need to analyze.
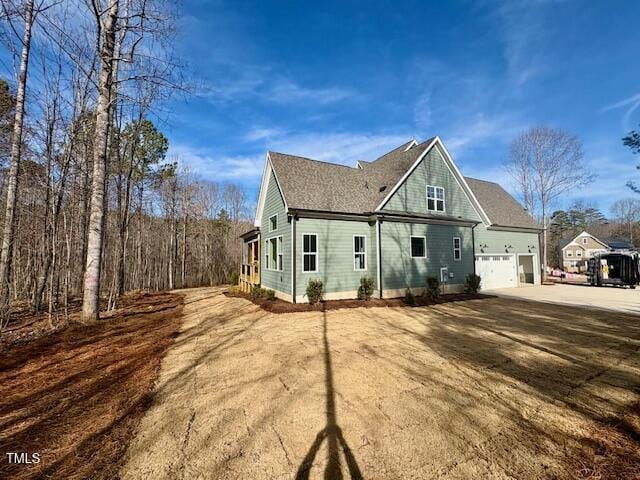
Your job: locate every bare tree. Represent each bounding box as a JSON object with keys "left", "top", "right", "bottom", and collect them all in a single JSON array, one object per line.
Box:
[
  {"left": 82, "top": 0, "right": 119, "bottom": 322},
  {"left": 612, "top": 198, "right": 640, "bottom": 243},
  {"left": 506, "top": 126, "right": 593, "bottom": 278},
  {"left": 0, "top": 0, "right": 35, "bottom": 326}
]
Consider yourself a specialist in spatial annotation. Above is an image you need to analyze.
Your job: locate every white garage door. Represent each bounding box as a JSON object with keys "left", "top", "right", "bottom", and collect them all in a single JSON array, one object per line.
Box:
[{"left": 475, "top": 254, "right": 517, "bottom": 290}]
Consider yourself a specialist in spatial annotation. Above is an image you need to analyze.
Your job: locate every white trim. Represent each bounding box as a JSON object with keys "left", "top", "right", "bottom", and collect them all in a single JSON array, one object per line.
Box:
[
  {"left": 264, "top": 235, "right": 283, "bottom": 271},
  {"left": 376, "top": 219, "right": 381, "bottom": 296},
  {"left": 290, "top": 217, "right": 295, "bottom": 298},
  {"left": 353, "top": 234, "right": 367, "bottom": 271},
  {"left": 404, "top": 139, "right": 418, "bottom": 151},
  {"left": 374, "top": 137, "right": 491, "bottom": 226},
  {"left": 426, "top": 184, "right": 445, "bottom": 213},
  {"left": 474, "top": 253, "right": 518, "bottom": 290},
  {"left": 269, "top": 214, "right": 278, "bottom": 232},
  {"left": 453, "top": 236, "right": 461, "bottom": 261},
  {"left": 410, "top": 235, "right": 427, "bottom": 258},
  {"left": 435, "top": 139, "right": 492, "bottom": 225},
  {"left": 254, "top": 153, "right": 289, "bottom": 227},
  {"left": 440, "top": 267, "right": 449, "bottom": 283},
  {"left": 301, "top": 233, "right": 319, "bottom": 273},
  {"left": 516, "top": 253, "right": 540, "bottom": 286}
]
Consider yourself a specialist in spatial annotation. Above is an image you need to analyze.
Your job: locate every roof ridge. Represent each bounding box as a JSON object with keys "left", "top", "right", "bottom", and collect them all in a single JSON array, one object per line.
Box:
[{"left": 269, "top": 151, "right": 359, "bottom": 170}]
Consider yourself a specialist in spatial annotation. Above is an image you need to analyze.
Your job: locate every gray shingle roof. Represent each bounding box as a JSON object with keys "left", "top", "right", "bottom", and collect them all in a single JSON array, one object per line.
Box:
[
  {"left": 464, "top": 177, "right": 540, "bottom": 229},
  {"left": 268, "top": 140, "right": 539, "bottom": 229}
]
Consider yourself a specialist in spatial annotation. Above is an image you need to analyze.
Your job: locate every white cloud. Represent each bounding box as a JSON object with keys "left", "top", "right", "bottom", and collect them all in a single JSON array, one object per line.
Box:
[
  {"left": 601, "top": 92, "right": 640, "bottom": 131},
  {"left": 266, "top": 78, "right": 354, "bottom": 105},
  {"left": 265, "top": 131, "right": 415, "bottom": 165},
  {"left": 442, "top": 114, "right": 523, "bottom": 157},
  {"left": 168, "top": 144, "right": 265, "bottom": 181}
]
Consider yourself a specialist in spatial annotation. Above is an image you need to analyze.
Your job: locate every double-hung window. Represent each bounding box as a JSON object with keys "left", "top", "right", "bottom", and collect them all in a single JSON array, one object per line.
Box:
[
  {"left": 427, "top": 185, "right": 445, "bottom": 212},
  {"left": 353, "top": 235, "right": 366, "bottom": 271},
  {"left": 265, "top": 240, "right": 270, "bottom": 269},
  {"left": 567, "top": 251, "right": 573, "bottom": 257},
  {"left": 411, "top": 236, "right": 426, "bottom": 258},
  {"left": 302, "top": 234, "right": 318, "bottom": 272},
  {"left": 453, "top": 237, "right": 461, "bottom": 261},
  {"left": 265, "top": 236, "right": 283, "bottom": 271},
  {"left": 576, "top": 250, "right": 582, "bottom": 257}
]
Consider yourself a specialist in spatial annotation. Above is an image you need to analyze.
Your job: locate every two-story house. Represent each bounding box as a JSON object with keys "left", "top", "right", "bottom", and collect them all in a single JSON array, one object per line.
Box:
[
  {"left": 560, "top": 231, "right": 632, "bottom": 273},
  {"left": 240, "top": 137, "right": 542, "bottom": 302}
]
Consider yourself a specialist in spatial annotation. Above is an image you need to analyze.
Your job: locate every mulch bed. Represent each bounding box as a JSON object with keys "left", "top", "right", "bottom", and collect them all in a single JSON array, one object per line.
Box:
[
  {"left": 0, "top": 291, "right": 184, "bottom": 480},
  {"left": 225, "top": 290, "right": 493, "bottom": 313},
  {"left": 573, "top": 401, "right": 640, "bottom": 479}
]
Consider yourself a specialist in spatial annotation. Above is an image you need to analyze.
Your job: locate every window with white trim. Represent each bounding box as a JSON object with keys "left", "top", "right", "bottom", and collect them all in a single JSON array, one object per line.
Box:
[
  {"left": 411, "top": 236, "right": 426, "bottom": 258},
  {"left": 354, "top": 235, "right": 366, "bottom": 271},
  {"left": 576, "top": 249, "right": 582, "bottom": 257},
  {"left": 269, "top": 214, "right": 278, "bottom": 232},
  {"left": 426, "top": 185, "right": 445, "bottom": 212},
  {"left": 567, "top": 250, "right": 573, "bottom": 257},
  {"left": 265, "top": 236, "right": 283, "bottom": 271},
  {"left": 453, "top": 237, "right": 461, "bottom": 261},
  {"left": 582, "top": 237, "right": 588, "bottom": 245},
  {"left": 302, "top": 234, "right": 318, "bottom": 272},
  {"left": 265, "top": 240, "right": 270, "bottom": 269}
]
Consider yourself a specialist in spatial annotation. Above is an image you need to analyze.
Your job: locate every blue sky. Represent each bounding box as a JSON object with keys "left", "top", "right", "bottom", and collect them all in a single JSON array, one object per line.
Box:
[{"left": 164, "top": 0, "right": 640, "bottom": 216}]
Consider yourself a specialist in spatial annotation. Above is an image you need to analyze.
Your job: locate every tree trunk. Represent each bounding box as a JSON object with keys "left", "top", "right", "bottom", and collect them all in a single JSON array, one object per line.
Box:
[
  {"left": 0, "top": 0, "right": 35, "bottom": 327},
  {"left": 81, "top": 0, "right": 119, "bottom": 322}
]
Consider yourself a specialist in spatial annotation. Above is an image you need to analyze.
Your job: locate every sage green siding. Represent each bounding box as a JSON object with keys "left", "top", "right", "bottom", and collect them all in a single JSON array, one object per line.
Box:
[
  {"left": 383, "top": 146, "right": 483, "bottom": 221},
  {"left": 261, "top": 171, "right": 291, "bottom": 295},
  {"left": 474, "top": 225, "right": 540, "bottom": 256},
  {"left": 296, "top": 218, "right": 377, "bottom": 296},
  {"left": 380, "top": 221, "right": 474, "bottom": 291}
]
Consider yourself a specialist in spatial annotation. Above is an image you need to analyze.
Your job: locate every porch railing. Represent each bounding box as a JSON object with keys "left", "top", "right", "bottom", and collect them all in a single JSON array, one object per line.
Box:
[{"left": 240, "top": 262, "right": 260, "bottom": 292}]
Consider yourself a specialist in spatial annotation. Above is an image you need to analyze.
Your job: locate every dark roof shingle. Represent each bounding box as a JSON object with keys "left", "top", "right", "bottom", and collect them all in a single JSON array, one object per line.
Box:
[{"left": 464, "top": 177, "right": 540, "bottom": 229}]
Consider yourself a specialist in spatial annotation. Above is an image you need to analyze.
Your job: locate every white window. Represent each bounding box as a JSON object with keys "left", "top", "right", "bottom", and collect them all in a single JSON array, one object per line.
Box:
[
  {"left": 582, "top": 237, "right": 588, "bottom": 245},
  {"left": 411, "top": 236, "right": 426, "bottom": 258},
  {"left": 567, "top": 250, "right": 573, "bottom": 257},
  {"left": 426, "top": 185, "right": 445, "bottom": 212},
  {"left": 302, "top": 234, "right": 318, "bottom": 272},
  {"left": 576, "top": 250, "right": 582, "bottom": 257},
  {"left": 265, "top": 240, "right": 270, "bottom": 269},
  {"left": 453, "top": 237, "right": 461, "bottom": 261},
  {"left": 353, "top": 235, "right": 367, "bottom": 271},
  {"left": 265, "top": 236, "right": 283, "bottom": 271},
  {"left": 269, "top": 214, "right": 278, "bottom": 232}
]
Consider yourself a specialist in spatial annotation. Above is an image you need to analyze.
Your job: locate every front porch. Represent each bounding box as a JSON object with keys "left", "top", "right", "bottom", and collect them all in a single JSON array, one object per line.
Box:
[{"left": 240, "top": 229, "right": 260, "bottom": 293}]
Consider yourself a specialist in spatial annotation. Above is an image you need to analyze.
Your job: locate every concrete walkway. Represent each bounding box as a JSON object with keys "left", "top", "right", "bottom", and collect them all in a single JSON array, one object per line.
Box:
[{"left": 490, "top": 283, "right": 640, "bottom": 314}]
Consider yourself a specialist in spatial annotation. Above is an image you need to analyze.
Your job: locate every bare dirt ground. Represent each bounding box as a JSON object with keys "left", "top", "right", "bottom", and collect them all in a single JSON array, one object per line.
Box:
[
  {"left": 0, "top": 291, "right": 183, "bottom": 480},
  {"left": 121, "top": 287, "right": 640, "bottom": 480}
]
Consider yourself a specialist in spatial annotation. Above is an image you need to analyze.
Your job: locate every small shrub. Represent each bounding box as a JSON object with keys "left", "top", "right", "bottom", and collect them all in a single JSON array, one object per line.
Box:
[
  {"left": 464, "top": 273, "right": 482, "bottom": 293},
  {"left": 306, "top": 279, "right": 324, "bottom": 304},
  {"left": 228, "top": 271, "right": 239, "bottom": 285},
  {"left": 357, "top": 276, "right": 375, "bottom": 300},
  {"left": 263, "top": 289, "right": 276, "bottom": 301},
  {"left": 425, "top": 276, "right": 440, "bottom": 300},
  {"left": 250, "top": 286, "right": 265, "bottom": 299},
  {"left": 404, "top": 289, "right": 416, "bottom": 306}
]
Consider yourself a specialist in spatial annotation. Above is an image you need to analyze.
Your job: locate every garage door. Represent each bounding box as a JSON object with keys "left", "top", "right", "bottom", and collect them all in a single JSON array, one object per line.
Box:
[{"left": 475, "top": 254, "right": 517, "bottom": 290}]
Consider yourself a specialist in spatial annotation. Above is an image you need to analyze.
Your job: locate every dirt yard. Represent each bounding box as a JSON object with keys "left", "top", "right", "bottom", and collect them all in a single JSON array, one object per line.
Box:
[
  {"left": 121, "top": 287, "right": 640, "bottom": 479},
  {"left": 0, "top": 292, "right": 183, "bottom": 480}
]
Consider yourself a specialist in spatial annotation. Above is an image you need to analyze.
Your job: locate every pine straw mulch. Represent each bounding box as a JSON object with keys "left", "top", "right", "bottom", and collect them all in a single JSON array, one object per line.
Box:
[
  {"left": 0, "top": 291, "right": 184, "bottom": 480},
  {"left": 225, "top": 289, "right": 493, "bottom": 313},
  {"left": 573, "top": 401, "right": 640, "bottom": 479}
]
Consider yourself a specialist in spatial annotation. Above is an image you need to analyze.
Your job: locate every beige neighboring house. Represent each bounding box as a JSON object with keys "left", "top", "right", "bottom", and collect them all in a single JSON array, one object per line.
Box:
[{"left": 560, "top": 231, "right": 608, "bottom": 273}]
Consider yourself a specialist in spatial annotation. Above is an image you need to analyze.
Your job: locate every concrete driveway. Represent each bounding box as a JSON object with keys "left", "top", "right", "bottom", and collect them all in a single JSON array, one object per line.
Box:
[
  {"left": 121, "top": 287, "right": 640, "bottom": 479},
  {"left": 491, "top": 283, "right": 640, "bottom": 314}
]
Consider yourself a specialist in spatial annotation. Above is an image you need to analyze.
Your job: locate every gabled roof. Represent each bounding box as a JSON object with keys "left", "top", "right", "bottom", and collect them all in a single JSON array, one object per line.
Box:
[
  {"left": 560, "top": 231, "right": 609, "bottom": 249},
  {"left": 464, "top": 177, "right": 540, "bottom": 229},
  {"left": 256, "top": 138, "right": 538, "bottom": 230},
  {"left": 603, "top": 236, "right": 635, "bottom": 250}
]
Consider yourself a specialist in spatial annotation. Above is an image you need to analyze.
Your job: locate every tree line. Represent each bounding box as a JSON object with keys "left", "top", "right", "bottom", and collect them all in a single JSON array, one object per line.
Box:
[
  {"left": 505, "top": 125, "right": 640, "bottom": 274},
  {"left": 0, "top": 0, "right": 250, "bottom": 328}
]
